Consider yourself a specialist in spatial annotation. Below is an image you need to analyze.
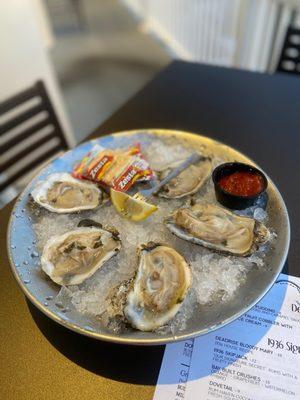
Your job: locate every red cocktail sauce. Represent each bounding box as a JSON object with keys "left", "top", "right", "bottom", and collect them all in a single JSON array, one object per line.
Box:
[{"left": 218, "top": 171, "right": 264, "bottom": 197}]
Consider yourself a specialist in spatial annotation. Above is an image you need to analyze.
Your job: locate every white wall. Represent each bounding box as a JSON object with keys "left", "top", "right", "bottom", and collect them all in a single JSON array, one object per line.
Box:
[
  {"left": 122, "top": 0, "right": 253, "bottom": 68},
  {"left": 33, "top": 0, "right": 55, "bottom": 50},
  {"left": 122, "top": 0, "right": 299, "bottom": 72},
  {"left": 0, "top": 0, "right": 75, "bottom": 146}
]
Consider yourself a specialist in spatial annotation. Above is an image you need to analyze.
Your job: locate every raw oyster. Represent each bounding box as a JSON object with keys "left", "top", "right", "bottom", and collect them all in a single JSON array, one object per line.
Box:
[
  {"left": 31, "top": 173, "right": 103, "bottom": 213},
  {"left": 124, "top": 242, "right": 191, "bottom": 331},
  {"left": 41, "top": 221, "right": 121, "bottom": 285},
  {"left": 157, "top": 156, "right": 212, "bottom": 198},
  {"left": 165, "top": 203, "right": 270, "bottom": 256}
]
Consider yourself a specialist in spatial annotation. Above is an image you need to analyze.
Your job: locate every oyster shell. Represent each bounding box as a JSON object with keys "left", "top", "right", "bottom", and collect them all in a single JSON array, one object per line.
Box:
[
  {"left": 41, "top": 222, "right": 121, "bottom": 285},
  {"left": 165, "top": 203, "right": 270, "bottom": 256},
  {"left": 157, "top": 156, "right": 212, "bottom": 198},
  {"left": 31, "top": 173, "right": 103, "bottom": 213},
  {"left": 124, "top": 242, "right": 191, "bottom": 331}
]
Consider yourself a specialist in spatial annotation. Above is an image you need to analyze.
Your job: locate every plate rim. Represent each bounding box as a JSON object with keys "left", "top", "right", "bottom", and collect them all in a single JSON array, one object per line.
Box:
[{"left": 7, "top": 129, "right": 291, "bottom": 345}]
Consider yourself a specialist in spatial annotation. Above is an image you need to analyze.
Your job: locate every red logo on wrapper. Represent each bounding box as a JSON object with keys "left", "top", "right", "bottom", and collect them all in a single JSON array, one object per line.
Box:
[
  {"left": 115, "top": 166, "right": 138, "bottom": 191},
  {"left": 72, "top": 143, "right": 153, "bottom": 192},
  {"left": 88, "top": 155, "right": 113, "bottom": 180}
]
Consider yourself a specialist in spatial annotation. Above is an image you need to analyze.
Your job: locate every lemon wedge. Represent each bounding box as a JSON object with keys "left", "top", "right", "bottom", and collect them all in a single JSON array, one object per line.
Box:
[{"left": 110, "top": 189, "right": 158, "bottom": 221}]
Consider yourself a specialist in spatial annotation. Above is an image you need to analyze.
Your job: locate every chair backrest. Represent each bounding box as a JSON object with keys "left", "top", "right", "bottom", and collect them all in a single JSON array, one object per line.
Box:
[
  {"left": 277, "top": 26, "right": 300, "bottom": 74},
  {"left": 0, "top": 80, "right": 69, "bottom": 193}
]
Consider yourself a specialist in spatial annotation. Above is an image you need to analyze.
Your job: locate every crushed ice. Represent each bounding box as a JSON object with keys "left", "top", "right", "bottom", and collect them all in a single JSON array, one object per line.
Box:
[{"left": 31, "top": 136, "right": 273, "bottom": 334}]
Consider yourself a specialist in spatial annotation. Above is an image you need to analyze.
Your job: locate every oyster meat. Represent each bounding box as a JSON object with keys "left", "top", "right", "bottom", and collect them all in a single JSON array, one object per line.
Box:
[
  {"left": 41, "top": 222, "right": 121, "bottom": 285},
  {"left": 165, "top": 203, "right": 270, "bottom": 256},
  {"left": 157, "top": 156, "right": 212, "bottom": 198},
  {"left": 124, "top": 242, "right": 191, "bottom": 331},
  {"left": 31, "top": 173, "right": 103, "bottom": 213}
]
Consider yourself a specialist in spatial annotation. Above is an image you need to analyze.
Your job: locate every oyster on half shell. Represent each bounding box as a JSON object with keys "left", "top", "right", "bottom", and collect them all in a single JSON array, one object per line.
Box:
[
  {"left": 124, "top": 242, "right": 191, "bottom": 331},
  {"left": 165, "top": 203, "right": 270, "bottom": 256},
  {"left": 157, "top": 156, "right": 212, "bottom": 198},
  {"left": 31, "top": 173, "right": 104, "bottom": 213},
  {"left": 41, "top": 221, "right": 121, "bottom": 285}
]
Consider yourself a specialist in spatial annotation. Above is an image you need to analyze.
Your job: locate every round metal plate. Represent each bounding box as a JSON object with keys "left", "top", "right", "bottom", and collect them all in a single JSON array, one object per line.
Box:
[{"left": 7, "top": 130, "right": 290, "bottom": 345}]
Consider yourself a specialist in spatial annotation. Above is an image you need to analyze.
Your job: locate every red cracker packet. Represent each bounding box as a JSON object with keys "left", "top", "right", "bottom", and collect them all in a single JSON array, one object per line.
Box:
[{"left": 72, "top": 143, "right": 153, "bottom": 192}]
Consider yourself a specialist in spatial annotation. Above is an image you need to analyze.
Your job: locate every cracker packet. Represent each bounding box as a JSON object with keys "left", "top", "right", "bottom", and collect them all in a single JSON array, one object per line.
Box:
[{"left": 72, "top": 143, "right": 153, "bottom": 192}]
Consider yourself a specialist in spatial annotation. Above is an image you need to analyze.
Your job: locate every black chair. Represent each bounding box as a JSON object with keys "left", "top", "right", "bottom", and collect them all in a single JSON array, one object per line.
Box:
[
  {"left": 0, "top": 80, "right": 69, "bottom": 194},
  {"left": 276, "top": 26, "right": 300, "bottom": 74}
]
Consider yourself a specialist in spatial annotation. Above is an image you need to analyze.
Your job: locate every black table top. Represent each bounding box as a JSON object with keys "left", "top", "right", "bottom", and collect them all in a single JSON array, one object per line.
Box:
[
  {"left": 2, "top": 60, "right": 300, "bottom": 400},
  {"left": 92, "top": 60, "right": 300, "bottom": 278}
]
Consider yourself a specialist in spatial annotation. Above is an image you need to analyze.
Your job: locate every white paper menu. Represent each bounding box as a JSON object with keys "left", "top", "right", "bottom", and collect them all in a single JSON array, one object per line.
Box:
[{"left": 153, "top": 273, "right": 300, "bottom": 400}]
